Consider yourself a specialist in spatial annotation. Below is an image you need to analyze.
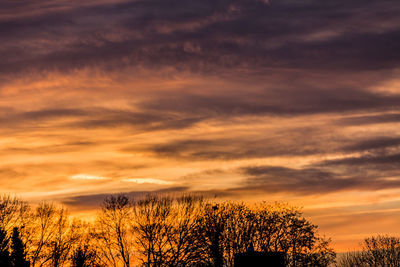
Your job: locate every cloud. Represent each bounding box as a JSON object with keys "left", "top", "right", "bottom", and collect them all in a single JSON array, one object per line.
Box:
[
  {"left": 2, "top": 0, "right": 400, "bottom": 79},
  {"left": 70, "top": 174, "right": 173, "bottom": 184},
  {"left": 0, "top": 108, "right": 86, "bottom": 125},
  {"left": 61, "top": 186, "right": 190, "bottom": 209},
  {"left": 337, "top": 113, "right": 400, "bottom": 125},
  {"left": 239, "top": 164, "right": 400, "bottom": 194},
  {"left": 121, "top": 178, "right": 174, "bottom": 185},
  {"left": 138, "top": 136, "right": 326, "bottom": 160},
  {"left": 71, "top": 174, "right": 108, "bottom": 180},
  {"left": 342, "top": 136, "right": 400, "bottom": 152},
  {"left": 321, "top": 153, "right": 400, "bottom": 170},
  {"left": 139, "top": 88, "right": 400, "bottom": 117},
  {"left": 0, "top": 107, "right": 202, "bottom": 133}
]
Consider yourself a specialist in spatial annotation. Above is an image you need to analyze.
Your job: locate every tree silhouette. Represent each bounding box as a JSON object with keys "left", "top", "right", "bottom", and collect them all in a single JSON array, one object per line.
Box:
[
  {"left": 94, "top": 195, "right": 133, "bottom": 267},
  {"left": 196, "top": 202, "right": 335, "bottom": 267},
  {"left": 47, "top": 209, "right": 80, "bottom": 267},
  {"left": 0, "top": 195, "right": 29, "bottom": 234},
  {"left": 339, "top": 235, "right": 400, "bottom": 267},
  {"left": 71, "top": 245, "right": 102, "bottom": 267},
  {"left": 132, "top": 195, "right": 205, "bottom": 266},
  {"left": 222, "top": 203, "right": 256, "bottom": 266},
  {"left": 0, "top": 227, "right": 11, "bottom": 267},
  {"left": 0, "top": 194, "right": 337, "bottom": 267},
  {"left": 29, "top": 203, "right": 58, "bottom": 267},
  {"left": 197, "top": 204, "right": 226, "bottom": 267},
  {"left": 10, "top": 227, "right": 29, "bottom": 267}
]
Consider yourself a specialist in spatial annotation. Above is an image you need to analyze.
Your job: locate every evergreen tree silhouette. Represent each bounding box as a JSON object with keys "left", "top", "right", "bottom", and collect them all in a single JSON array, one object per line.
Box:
[
  {"left": 0, "top": 227, "right": 11, "bottom": 267},
  {"left": 71, "top": 245, "right": 101, "bottom": 267},
  {"left": 10, "top": 227, "right": 29, "bottom": 267},
  {"left": 72, "top": 249, "right": 84, "bottom": 267}
]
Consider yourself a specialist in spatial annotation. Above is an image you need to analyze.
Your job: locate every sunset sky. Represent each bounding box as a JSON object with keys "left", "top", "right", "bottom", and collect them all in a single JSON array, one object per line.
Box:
[{"left": 2, "top": 0, "right": 400, "bottom": 251}]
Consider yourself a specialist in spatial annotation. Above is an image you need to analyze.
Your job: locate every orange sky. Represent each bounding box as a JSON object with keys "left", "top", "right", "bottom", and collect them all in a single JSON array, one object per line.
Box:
[{"left": 1, "top": 0, "right": 400, "bottom": 251}]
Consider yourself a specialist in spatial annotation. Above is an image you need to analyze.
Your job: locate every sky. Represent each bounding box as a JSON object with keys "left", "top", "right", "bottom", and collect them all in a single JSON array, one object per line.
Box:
[{"left": 1, "top": 0, "right": 400, "bottom": 251}]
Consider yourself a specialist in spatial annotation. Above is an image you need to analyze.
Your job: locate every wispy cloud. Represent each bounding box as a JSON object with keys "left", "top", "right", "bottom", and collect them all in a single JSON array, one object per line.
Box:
[
  {"left": 121, "top": 178, "right": 174, "bottom": 185},
  {"left": 71, "top": 174, "right": 109, "bottom": 180}
]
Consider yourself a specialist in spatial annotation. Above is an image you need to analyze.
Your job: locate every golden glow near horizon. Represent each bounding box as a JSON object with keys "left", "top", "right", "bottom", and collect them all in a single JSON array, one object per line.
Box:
[{"left": 1, "top": 0, "right": 400, "bottom": 252}]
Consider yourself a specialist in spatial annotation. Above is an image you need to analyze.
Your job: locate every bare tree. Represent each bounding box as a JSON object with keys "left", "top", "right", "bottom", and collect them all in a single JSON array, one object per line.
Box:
[
  {"left": 196, "top": 203, "right": 228, "bottom": 267},
  {"left": 251, "top": 202, "right": 335, "bottom": 266},
  {"left": 47, "top": 210, "right": 81, "bottom": 267},
  {"left": 166, "top": 195, "right": 206, "bottom": 266},
  {"left": 338, "top": 235, "right": 400, "bottom": 267},
  {"left": 0, "top": 195, "right": 29, "bottom": 234},
  {"left": 131, "top": 194, "right": 206, "bottom": 267},
  {"left": 94, "top": 195, "right": 133, "bottom": 267},
  {"left": 217, "top": 203, "right": 256, "bottom": 267},
  {"left": 364, "top": 235, "right": 400, "bottom": 266},
  {"left": 23, "top": 203, "right": 77, "bottom": 267},
  {"left": 131, "top": 195, "right": 173, "bottom": 267},
  {"left": 28, "top": 202, "right": 59, "bottom": 267},
  {"left": 253, "top": 203, "right": 309, "bottom": 254},
  {"left": 294, "top": 236, "right": 336, "bottom": 267}
]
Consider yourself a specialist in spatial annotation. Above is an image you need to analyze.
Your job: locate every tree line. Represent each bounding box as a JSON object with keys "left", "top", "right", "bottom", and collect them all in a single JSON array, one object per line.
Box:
[{"left": 0, "top": 194, "right": 336, "bottom": 266}]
